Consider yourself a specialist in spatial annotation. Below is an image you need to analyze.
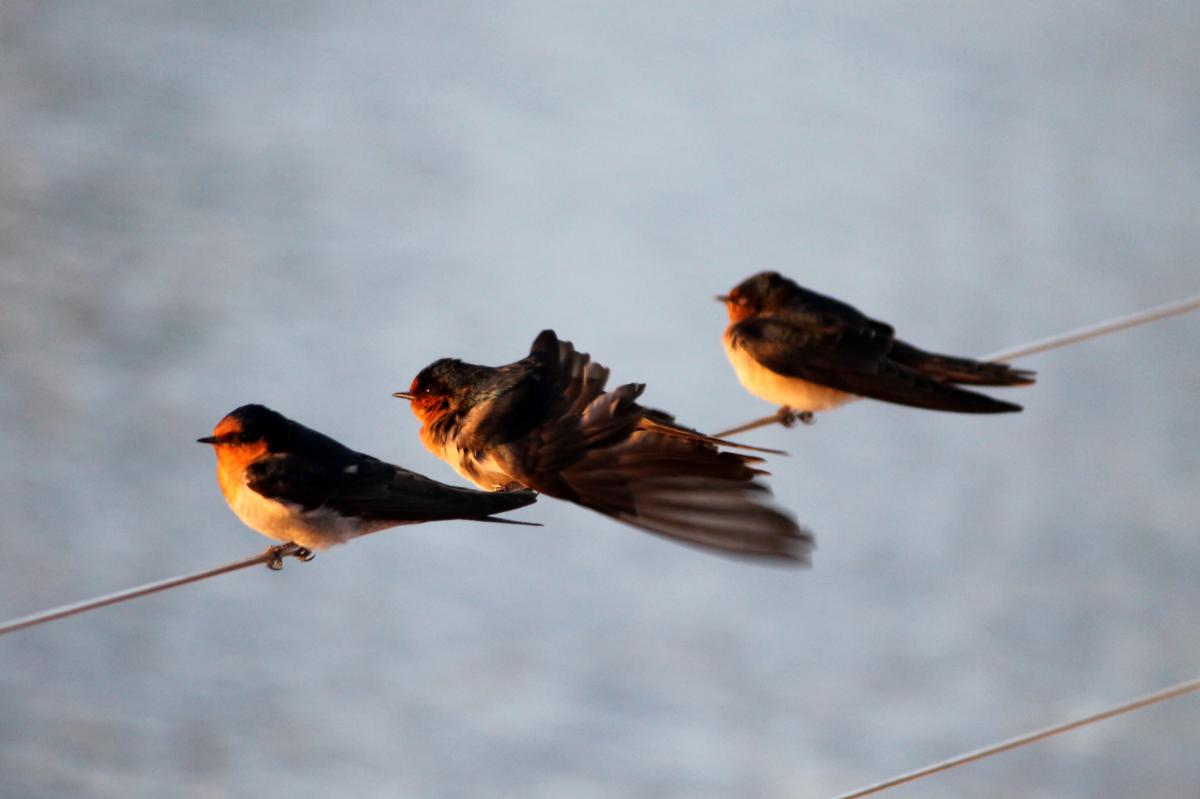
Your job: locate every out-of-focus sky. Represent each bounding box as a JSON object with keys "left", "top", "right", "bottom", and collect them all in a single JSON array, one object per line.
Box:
[{"left": 1, "top": 2, "right": 1197, "bottom": 797}]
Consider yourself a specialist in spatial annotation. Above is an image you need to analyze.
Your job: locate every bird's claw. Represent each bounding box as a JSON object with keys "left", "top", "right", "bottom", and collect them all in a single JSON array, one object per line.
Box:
[
  {"left": 777, "top": 407, "right": 816, "bottom": 428},
  {"left": 265, "top": 548, "right": 286, "bottom": 570},
  {"left": 264, "top": 543, "right": 315, "bottom": 570}
]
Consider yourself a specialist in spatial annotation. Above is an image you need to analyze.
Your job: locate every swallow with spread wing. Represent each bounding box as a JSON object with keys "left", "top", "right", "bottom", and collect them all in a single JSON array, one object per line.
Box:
[{"left": 395, "top": 331, "right": 812, "bottom": 563}]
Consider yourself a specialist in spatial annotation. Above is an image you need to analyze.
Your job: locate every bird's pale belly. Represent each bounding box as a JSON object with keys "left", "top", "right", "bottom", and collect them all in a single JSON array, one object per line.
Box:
[
  {"left": 426, "top": 434, "right": 517, "bottom": 492},
  {"left": 222, "top": 479, "right": 391, "bottom": 550},
  {"left": 723, "top": 337, "right": 853, "bottom": 412}
]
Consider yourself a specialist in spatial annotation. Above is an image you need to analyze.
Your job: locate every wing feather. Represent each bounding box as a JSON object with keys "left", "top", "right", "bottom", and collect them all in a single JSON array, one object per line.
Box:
[
  {"left": 729, "top": 318, "right": 1024, "bottom": 413},
  {"left": 495, "top": 331, "right": 811, "bottom": 561},
  {"left": 247, "top": 452, "right": 538, "bottom": 523}
]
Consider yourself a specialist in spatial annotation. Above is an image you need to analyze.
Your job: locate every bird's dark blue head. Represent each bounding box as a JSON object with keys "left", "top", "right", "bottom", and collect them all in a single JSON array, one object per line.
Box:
[
  {"left": 718, "top": 271, "right": 800, "bottom": 320},
  {"left": 396, "top": 358, "right": 499, "bottom": 423},
  {"left": 198, "top": 404, "right": 291, "bottom": 450}
]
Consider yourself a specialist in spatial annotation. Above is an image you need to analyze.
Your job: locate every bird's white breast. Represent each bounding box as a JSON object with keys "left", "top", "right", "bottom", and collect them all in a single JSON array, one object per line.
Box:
[
  {"left": 222, "top": 476, "right": 392, "bottom": 550},
  {"left": 723, "top": 332, "right": 854, "bottom": 412},
  {"left": 435, "top": 438, "right": 516, "bottom": 492}
]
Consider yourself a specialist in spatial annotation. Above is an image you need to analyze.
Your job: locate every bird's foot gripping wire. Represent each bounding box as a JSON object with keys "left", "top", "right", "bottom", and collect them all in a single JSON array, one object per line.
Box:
[
  {"left": 264, "top": 543, "right": 316, "bottom": 571},
  {"left": 714, "top": 406, "right": 816, "bottom": 437},
  {"left": 778, "top": 407, "right": 816, "bottom": 428}
]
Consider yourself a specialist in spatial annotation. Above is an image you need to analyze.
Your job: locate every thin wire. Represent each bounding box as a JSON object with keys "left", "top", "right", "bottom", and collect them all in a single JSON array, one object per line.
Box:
[
  {"left": 715, "top": 408, "right": 803, "bottom": 438},
  {"left": 828, "top": 675, "right": 1200, "bottom": 799},
  {"left": 0, "top": 544, "right": 307, "bottom": 637},
  {"left": 714, "top": 294, "right": 1200, "bottom": 438},
  {"left": 981, "top": 294, "right": 1200, "bottom": 362}
]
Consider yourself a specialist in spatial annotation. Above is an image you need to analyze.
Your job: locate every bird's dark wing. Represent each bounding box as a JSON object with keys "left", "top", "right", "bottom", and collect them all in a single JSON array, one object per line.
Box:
[
  {"left": 246, "top": 452, "right": 538, "bottom": 523},
  {"left": 887, "top": 340, "right": 1036, "bottom": 386},
  {"left": 728, "top": 311, "right": 895, "bottom": 376},
  {"left": 455, "top": 330, "right": 612, "bottom": 485},
  {"left": 729, "top": 315, "right": 1024, "bottom": 412},
  {"left": 453, "top": 330, "right": 601, "bottom": 450},
  {"left": 482, "top": 332, "right": 812, "bottom": 561},
  {"left": 561, "top": 387, "right": 813, "bottom": 561}
]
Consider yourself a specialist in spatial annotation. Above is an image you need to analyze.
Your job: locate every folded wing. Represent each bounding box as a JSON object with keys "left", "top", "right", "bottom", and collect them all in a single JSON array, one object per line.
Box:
[
  {"left": 730, "top": 316, "right": 1026, "bottom": 413},
  {"left": 247, "top": 452, "right": 539, "bottom": 524}
]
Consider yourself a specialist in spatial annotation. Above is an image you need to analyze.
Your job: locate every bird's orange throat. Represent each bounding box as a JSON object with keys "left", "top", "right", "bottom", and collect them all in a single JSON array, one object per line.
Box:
[
  {"left": 212, "top": 439, "right": 270, "bottom": 498},
  {"left": 206, "top": 417, "right": 272, "bottom": 497},
  {"left": 724, "top": 300, "right": 756, "bottom": 323},
  {"left": 409, "top": 395, "right": 451, "bottom": 427}
]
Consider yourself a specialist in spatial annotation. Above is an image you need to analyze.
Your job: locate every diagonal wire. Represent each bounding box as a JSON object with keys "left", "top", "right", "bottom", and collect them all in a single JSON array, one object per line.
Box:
[
  {"left": 981, "top": 294, "right": 1200, "bottom": 362},
  {"left": 828, "top": 675, "right": 1200, "bottom": 799},
  {"left": 0, "top": 544, "right": 308, "bottom": 637},
  {"left": 715, "top": 294, "right": 1200, "bottom": 438}
]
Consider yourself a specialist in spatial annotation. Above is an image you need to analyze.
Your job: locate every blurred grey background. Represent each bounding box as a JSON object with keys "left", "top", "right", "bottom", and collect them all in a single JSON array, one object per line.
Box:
[{"left": 1, "top": 2, "right": 1197, "bottom": 798}]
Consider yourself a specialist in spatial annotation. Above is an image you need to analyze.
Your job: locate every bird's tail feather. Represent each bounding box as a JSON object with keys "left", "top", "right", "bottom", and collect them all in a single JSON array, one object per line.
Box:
[
  {"left": 888, "top": 341, "right": 1036, "bottom": 386},
  {"left": 562, "top": 429, "right": 812, "bottom": 562},
  {"left": 471, "top": 515, "right": 543, "bottom": 527},
  {"left": 422, "top": 486, "right": 540, "bottom": 525},
  {"left": 822, "top": 360, "right": 1026, "bottom": 413}
]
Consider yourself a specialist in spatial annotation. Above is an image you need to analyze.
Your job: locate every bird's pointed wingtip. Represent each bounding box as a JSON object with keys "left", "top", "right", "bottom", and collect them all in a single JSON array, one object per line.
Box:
[
  {"left": 530, "top": 329, "right": 559, "bottom": 353},
  {"left": 475, "top": 515, "right": 543, "bottom": 527}
]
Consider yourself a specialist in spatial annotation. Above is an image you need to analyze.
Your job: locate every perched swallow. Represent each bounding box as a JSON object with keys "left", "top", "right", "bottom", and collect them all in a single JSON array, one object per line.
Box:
[
  {"left": 198, "top": 404, "right": 538, "bottom": 565},
  {"left": 395, "top": 331, "right": 812, "bottom": 562},
  {"left": 719, "top": 272, "right": 1035, "bottom": 417}
]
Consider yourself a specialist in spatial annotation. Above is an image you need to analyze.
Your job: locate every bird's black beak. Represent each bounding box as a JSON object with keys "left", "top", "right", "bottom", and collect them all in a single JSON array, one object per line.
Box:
[
  {"left": 715, "top": 294, "right": 731, "bottom": 303},
  {"left": 196, "top": 436, "right": 219, "bottom": 445},
  {"left": 392, "top": 391, "right": 415, "bottom": 401}
]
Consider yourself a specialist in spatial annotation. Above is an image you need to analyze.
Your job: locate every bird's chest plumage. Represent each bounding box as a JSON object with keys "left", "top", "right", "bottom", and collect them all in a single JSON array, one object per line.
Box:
[
  {"left": 419, "top": 416, "right": 523, "bottom": 492},
  {"left": 217, "top": 467, "right": 381, "bottom": 549},
  {"left": 221, "top": 478, "right": 303, "bottom": 542},
  {"left": 722, "top": 330, "right": 853, "bottom": 412},
  {"left": 423, "top": 430, "right": 517, "bottom": 491}
]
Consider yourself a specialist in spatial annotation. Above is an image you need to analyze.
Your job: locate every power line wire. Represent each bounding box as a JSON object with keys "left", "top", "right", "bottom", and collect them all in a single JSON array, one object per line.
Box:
[
  {"left": 982, "top": 294, "right": 1200, "bottom": 362},
  {"left": 715, "top": 294, "right": 1200, "bottom": 438},
  {"left": 828, "top": 675, "right": 1200, "bottom": 799},
  {"left": 0, "top": 544, "right": 309, "bottom": 637}
]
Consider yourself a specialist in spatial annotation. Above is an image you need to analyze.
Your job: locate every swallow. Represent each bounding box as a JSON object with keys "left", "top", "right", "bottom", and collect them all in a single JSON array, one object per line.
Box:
[
  {"left": 718, "top": 271, "right": 1035, "bottom": 419},
  {"left": 395, "top": 331, "right": 812, "bottom": 562},
  {"left": 198, "top": 404, "right": 539, "bottom": 567}
]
